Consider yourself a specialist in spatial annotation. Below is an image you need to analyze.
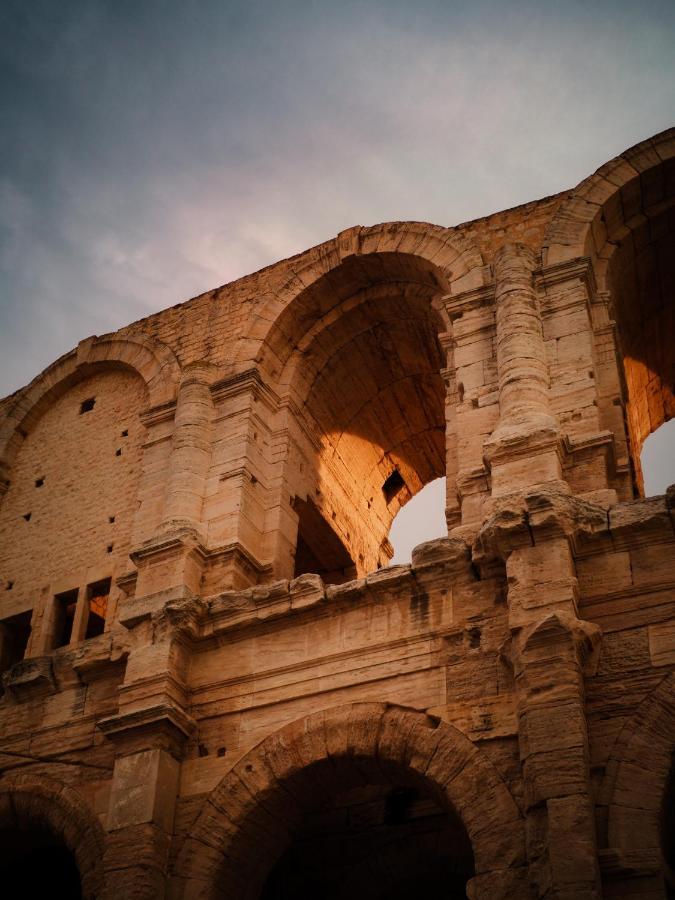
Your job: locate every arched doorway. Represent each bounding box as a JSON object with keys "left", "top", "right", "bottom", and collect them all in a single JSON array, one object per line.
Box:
[
  {"left": 174, "top": 703, "right": 526, "bottom": 899},
  {"left": 0, "top": 774, "right": 106, "bottom": 900}
]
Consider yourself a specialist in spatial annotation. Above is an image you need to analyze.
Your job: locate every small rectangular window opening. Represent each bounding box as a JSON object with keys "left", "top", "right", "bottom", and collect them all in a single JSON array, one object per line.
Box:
[
  {"left": 34, "top": 477, "right": 44, "bottom": 488},
  {"left": 79, "top": 398, "right": 96, "bottom": 414},
  {"left": 382, "top": 469, "right": 406, "bottom": 504},
  {"left": 0, "top": 610, "right": 32, "bottom": 679},
  {"left": 53, "top": 589, "right": 78, "bottom": 648},
  {"left": 85, "top": 578, "right": 111, "bottom": 639}
]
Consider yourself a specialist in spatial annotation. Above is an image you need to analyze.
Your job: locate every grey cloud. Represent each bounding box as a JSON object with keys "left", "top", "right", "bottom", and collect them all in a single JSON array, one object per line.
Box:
[{"left": 1, "top": 0, "right": 673, "bottom": 550}]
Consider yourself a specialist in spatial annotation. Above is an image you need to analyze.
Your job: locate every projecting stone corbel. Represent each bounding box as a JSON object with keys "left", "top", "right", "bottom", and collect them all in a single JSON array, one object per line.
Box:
[
  {"left": 1, "top": 655, "right": 56, "bottom": 701},
  {"left": 473, "top": 487, "right": 609, "bottom": 563},
  {"left": 98, "top": 702, "right": 197, "bottom": 759},
  {"left": 519, "top": 610, "right": 602, "bottom": 676},
  {"left": 151, "top": 595, "right": 207, "bottom": 643}
]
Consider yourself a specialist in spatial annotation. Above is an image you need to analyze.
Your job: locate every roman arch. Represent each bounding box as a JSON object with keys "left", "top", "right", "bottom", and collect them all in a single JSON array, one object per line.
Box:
[
  {"left": 231, "top": 221, "right": 488, "bottom": 580},
  {"left": 0, "top": 773, "right": 107, "bottom": 899},
  {"left": 0, "top": 128, "right": 673, "bottom": 899},
  {"left": 173, "top": 704, "right": 526, "bottom": 899},
  {"left": 543, "top": 128, "right": 675, "bottom": 494}
]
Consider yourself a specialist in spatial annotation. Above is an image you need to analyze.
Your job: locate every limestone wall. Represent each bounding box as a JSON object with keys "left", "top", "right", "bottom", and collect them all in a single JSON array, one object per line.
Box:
[{"left": 0, "top": 127, "right": 673, "bottom": 899}]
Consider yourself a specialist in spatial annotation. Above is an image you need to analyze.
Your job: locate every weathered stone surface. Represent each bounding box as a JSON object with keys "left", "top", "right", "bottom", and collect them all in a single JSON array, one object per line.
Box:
[{"left": 1, "top": 127, "right": 674, "bottom": 898}]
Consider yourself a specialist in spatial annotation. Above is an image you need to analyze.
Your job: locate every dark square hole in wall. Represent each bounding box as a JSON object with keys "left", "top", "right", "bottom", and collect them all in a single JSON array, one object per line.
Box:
[
  {"left": 121, "top": 429, "right": 128, "bottom": 437},
  {"left": 382, "top": 469, "right": 406, "bottom": 503},
  {"left": 85, "top": 578, "right": 110, "bottom": 639},
  {"left": 22, "top": 512, "right": 31, "bottom": 522},
  {"left": 79, "top": 398, "right": 96, "bottom": 414},
  {"left": 108, "top": 515, "right": 115, "bottom": 524},
  {"left": 0, "top": 610, "right": 32, "bottom": 679},
  {"left": 53, "top": 589, "right": 78, "bottom": 649},
  {"left": 115, "top": 448, "right": 122, "bottom": 457},
  {"left": 34, "top": 477, "right": 44, "bottom": 488}
]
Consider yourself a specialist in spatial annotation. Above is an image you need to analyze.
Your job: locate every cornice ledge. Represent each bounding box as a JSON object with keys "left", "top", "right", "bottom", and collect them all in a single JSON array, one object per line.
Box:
[
  {"left": 211, "top": 367, "right": 280, "bottom": 409},
  {"left": 97, "top": 702, "right": 197, "bottom": 744},
  {"left": 129, "top": 527, "right": 208, "bottom": 565},
  {"left": 441, "top": 283, "right": 495, "bottom": 321},
  {"left": 139, "top": 399, "right": 176, "bottom": 428},
  {"left": 534, "top": 255, "right": 596, "bottom": 293}
]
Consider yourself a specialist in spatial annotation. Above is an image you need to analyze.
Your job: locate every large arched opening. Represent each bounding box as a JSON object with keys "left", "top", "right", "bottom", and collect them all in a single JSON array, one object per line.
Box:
[
  {"left": 606, "top": 198, "right": 675, "bottom": 495},
  {"left": 543, "top": 128, "right": 675, "bottom": 498},
  {"left": 0, "top": 331, "right": 181, "bottom": 658},
  {"left": 388, "top": 476, "right": 447, "bottom": 564},
  {"left": 174, "top": 703, "right": 526, "bottom": 900},
  {"left": 0, "top": 774, "right": 106, "bottom": 900},
  {"left": 257, "top": 238, "right": 469, "bottom": 581}
]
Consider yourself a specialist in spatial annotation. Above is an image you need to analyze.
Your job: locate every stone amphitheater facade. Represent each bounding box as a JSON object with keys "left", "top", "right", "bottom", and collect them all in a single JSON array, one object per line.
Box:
[{"left": 0, "top": 128, "right": 674, "bottom": 899}]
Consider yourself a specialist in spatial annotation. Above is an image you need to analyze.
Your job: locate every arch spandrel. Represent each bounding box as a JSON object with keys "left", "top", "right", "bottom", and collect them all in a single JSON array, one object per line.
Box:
[
  {"left": 174, "top": 703, "right": 525, "bottom": 899},
  {"left": 0, "top": 331, "right": 181, "bottom": 475}
]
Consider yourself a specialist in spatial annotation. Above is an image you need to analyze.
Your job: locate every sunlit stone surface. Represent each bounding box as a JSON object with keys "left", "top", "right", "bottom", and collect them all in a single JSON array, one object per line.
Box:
[{"left": 0, "top": 128, "right": 674, "bottom": 899}]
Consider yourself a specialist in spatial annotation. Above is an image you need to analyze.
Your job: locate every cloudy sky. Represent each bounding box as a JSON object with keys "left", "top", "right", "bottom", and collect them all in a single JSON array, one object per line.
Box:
[{"left": 1, "top": 0, "right": 674, "bottom": 556}]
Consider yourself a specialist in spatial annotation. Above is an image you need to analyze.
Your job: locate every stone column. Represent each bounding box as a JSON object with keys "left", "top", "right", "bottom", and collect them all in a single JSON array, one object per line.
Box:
[
  {"left": 476, "top": 492, "right": 604, "bottom": 899},
  {"left": 494, "top": 244, "right": 553, "bottom": 427},
  {"left": 162, "top": 363, "right": 213, "bottom": 533},
  {"left": 443, "top": 285, "right": 499, "bottom": 530},
  {"left": 508, "top": 542, "right": 601, "bottom": 899},
  {"left": 130, "top": 364, "right": 214, "bottom": 603},
  {"left": 98, "top": 599, "right": 199, "bottom": 898},
  {"left": 486, "top": 244, "right": 562, "bottom": 495},
  {"left": 479, "top": 246, "right": 605, "bottom": 897}
]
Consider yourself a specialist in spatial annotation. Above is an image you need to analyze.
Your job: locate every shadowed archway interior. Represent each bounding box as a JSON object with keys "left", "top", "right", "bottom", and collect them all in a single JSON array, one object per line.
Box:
[
  {"left": 259, "top": 780, "right": 473, "bottom": 899},
  {"left": 607, "top": 193, "right": 675, "bottom": 494},
  {"left": 212, "top": 754, "right": 475, "bottom": 900},
  {"left": 175, "top": 704, "right": 525, "bottom": 899},
  {"left": 0, "top": 824, "right": 82, "bottom": 899},
  {"left": 267, "top": 251, "right": 451, "bottom": 580}
]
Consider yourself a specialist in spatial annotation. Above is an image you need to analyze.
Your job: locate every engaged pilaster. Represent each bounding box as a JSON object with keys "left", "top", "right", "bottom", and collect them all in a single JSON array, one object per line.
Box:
[
  {"left": 475, "top": 491, "right": 604, "bottom": 899},
  {"left": 162, "top": 362, "right": 214, "bottom": 534},
  {"left": 485, "top": 243, "right": 562, "bottom": 495},
  {"left": 98, "top": 598, "right": 200, "bottom": 899}
]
